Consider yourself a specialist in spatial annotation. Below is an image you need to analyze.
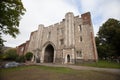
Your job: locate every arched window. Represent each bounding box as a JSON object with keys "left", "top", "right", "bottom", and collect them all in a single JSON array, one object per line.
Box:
[
  {"left": 67, "top": 55, "right": 70, "bottom": 63},
  {"left": 78, "top": 25, "right": 82, "bottom": 31},
  {"left": 47, "top": 31, "right": 51, "bottom": 39}
]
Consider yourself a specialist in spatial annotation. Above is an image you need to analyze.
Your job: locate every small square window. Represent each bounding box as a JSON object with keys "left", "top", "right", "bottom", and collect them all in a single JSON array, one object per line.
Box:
[
  {"left": 60, "top": 39, "right": 64, "bottom": 45},
  {"left": 77, "top": 51, "right": 82, "bottom": 57}
]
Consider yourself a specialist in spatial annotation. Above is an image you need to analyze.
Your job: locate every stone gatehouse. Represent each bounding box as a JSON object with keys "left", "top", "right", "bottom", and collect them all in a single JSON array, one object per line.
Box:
[{"left": 17, "top": 12, "right": 98, "bottom": 64}]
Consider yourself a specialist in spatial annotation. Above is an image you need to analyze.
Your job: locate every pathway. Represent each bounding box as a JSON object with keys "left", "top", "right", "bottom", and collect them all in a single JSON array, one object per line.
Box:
[{"left": 34, "top": 63, "right": 120, "bottom": 75}]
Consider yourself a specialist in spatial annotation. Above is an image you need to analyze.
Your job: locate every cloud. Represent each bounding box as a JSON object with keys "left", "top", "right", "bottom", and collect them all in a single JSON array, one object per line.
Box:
[
  {"left": 22, "top": 0, "right": 79, "bottom": 26},
  {"left": 3, "top": 0, "right": 120, "bottom": 47},
  {"left": 99, "top": 1, "right": 120, "bottom": 20},
  {"left": 79, "top": 0, "right": 120, "bottom": 35},
  {"left": 3, "top": 0, "right": 79, "bottom": 47}
]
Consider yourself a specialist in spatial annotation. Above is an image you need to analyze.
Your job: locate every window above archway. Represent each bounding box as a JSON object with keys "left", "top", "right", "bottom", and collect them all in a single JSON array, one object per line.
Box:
[{"left": 47, "top": 31, "right": 51, "bottom": 39}]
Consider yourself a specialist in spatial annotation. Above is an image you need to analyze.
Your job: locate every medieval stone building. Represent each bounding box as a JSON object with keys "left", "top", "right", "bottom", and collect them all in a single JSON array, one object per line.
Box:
[{"left": 17, "top": 12, "right": 98, "bottom": 64}]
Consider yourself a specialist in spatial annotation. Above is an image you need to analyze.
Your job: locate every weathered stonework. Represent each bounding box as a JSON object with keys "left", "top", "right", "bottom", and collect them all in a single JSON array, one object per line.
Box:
[
  {"left": 17, "top": 12, "right": 98, "bottom": 64},
  {"left": 17, "top": 40, "right": 29, "bottom": 55}
]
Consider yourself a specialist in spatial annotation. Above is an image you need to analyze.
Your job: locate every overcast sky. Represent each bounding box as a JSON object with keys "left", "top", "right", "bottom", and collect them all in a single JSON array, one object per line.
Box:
[{"left": 3, "top": 0, "right": 120, "bottom": 47}]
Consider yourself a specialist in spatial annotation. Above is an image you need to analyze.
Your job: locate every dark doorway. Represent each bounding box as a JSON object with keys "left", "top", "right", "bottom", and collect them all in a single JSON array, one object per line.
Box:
[
  {"left": 67, "top": 55, "right": 70, "bottom": 63},
  {"left": 44, "top": 44, "right": 54, "bottom": 63}
]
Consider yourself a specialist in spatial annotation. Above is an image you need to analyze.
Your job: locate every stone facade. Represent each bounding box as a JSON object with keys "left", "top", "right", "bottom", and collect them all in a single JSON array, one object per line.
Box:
[
  {"left": 17, "top": 40, "right": 29, "bottom": 55},
  {"left": 17, "top": 12, "right": 98, "bottom": 64}
]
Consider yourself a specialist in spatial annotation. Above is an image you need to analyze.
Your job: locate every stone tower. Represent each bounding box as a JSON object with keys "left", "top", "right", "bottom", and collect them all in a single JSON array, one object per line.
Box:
[{"left": 17, "top": 12, "right": 98, "bottom": 64}]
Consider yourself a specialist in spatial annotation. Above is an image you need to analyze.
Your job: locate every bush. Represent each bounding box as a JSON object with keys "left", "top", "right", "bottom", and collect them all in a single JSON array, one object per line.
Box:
[
  {"left": 0, "top": 48, "right": 27, "bottom": 63},
  {"left": 25, "top": 52, "right": 33, "bottom": 61},
  {"left": 3, "top": 48, "right": 18, "bottom": 61},
  {"left": 16, "top": 55, "right": 26, "bottom": 63}
]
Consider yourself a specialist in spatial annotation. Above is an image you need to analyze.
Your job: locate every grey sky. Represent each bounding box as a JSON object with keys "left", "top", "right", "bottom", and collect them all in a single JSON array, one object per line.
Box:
[{"left": 3, "top": 0, "right": 120, "bottom": 47}]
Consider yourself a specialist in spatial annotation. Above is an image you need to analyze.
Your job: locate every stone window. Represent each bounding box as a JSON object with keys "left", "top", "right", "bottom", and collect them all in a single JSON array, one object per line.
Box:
[
  {"left": 47, "top": 31, "right": 51, "bottom": 39},
  {"left": 60, "top": 39, "right": 64, "bottom": 45},
  {"left": 79, "top": 25, "right": 82, "bottom": 31},
  {"left": 21, "top": 47, "right": 24, "bottom": 52},
  {"left": 78, "top": 25, "right": 82, "bottom": 31},
  {"left": 80, "top": 36, "right": 82, "bottom": 42},
  {"left": 77, "top": 51, "right": 82, "bottom": 57},
  {"left": 59, "top": 28, "right": 64, "bottom": 35}
]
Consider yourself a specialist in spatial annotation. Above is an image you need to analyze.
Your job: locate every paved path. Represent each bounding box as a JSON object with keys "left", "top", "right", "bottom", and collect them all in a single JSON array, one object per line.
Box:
[{"left": 34, "top": 63, "right": 120, "bottom": 75}]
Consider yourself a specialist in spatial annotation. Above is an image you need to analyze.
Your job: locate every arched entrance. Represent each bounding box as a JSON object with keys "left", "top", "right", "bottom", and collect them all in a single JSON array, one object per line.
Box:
[
  {"left": 67, "top": 55, "right": 70, "bottom": 63},
  {"left": 44, "top": 44, "right": 54, "bottom": 63}
]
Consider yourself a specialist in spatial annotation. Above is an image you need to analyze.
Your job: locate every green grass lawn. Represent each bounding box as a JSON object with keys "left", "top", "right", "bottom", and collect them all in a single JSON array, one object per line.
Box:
[
  {"left": 0, "top": 65, "right": 120, "bottom": 80},
  {"left": 76, "top": 60, "right": 120, "bottom": 69}
]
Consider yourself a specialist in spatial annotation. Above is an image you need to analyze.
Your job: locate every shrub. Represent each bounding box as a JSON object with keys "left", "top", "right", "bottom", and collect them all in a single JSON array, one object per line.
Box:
[
  {"left": 3, "top": 48, "right": 18, "bottom": 61},
  {"left": 16, "top": 55, "right": 26, "bottom": 63},
  {"left": 25, "top": 52, "right": 33, "bottom": 61}
]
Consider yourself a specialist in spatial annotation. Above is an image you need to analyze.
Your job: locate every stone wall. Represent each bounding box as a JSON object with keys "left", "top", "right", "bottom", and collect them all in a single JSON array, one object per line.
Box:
[{"left": 17, "top": 40, "right": 29, "bottom": 55}]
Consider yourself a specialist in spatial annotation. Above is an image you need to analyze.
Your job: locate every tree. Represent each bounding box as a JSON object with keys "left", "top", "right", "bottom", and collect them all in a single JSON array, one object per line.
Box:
[
  {"left": 1, "top": 48, "right": 26, "bottom": 62},
  {"left": 3, "top": 48, "right": 18, "bottom": 61},
  {"left": 96, "top": 18, "right": 120, "bottom": 59},
  {"left": 95, "top": 37, "right": 107, "bottom": 59},
  {"left": 25, "top": 52, "right": 33, "bottom": 61},
  {"left": 0, "top": 0, "right": 26, "bottom": 46}
]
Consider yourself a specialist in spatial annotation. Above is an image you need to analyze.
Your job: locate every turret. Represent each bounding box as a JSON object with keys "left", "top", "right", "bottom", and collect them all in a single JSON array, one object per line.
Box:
[
  {"left": 35, "top": 24, "right": 44, "bottom": 49},
  {"left": 65, "top": 12, "right": 75, "bottom": 47}
]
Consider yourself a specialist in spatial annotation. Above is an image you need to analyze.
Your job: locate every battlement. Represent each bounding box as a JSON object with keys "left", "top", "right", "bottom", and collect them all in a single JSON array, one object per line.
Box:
[
  {"left": 81, "top": 12, "right": 91, "bottom": 25},
  {"left": 65, "top": 12, "right": 74, "bottom": 16}
]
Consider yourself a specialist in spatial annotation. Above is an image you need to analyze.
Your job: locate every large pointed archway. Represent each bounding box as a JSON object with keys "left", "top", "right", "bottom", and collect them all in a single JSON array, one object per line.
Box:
[{"left": 44, "top": 44, "right": 54, "bottom": 63}]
